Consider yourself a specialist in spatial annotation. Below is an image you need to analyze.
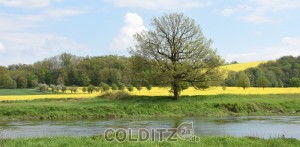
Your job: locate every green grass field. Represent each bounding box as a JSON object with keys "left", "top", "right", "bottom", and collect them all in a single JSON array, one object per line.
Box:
[
  {"left": 0, "top": 89, "right": 49, "bottom": 96},
  {"left": 1, "top": 136, "right": 299, "bottom": 147},
  {"left": 1, "top": 93, "right": 300, "bottom": 146},
  {"left": 1, "top": 94, "right": 300, "bottom": 120}
]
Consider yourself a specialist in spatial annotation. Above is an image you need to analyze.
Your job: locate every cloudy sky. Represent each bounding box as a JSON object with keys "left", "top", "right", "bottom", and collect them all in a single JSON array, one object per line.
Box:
[{"left": 0, "top": 0, "right": 300, "bottom": 65}]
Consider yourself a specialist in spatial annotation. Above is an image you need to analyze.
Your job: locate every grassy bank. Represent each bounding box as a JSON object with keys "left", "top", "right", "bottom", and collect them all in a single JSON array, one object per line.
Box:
[
  {"left": 1, "top": 136, "right": 300, "bottom": 147},
  {"left": 0, "top": 94, "right": 300, "bottom": 120}
]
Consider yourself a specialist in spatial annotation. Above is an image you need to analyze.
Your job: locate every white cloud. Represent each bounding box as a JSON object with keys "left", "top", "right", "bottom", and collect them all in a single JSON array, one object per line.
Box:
[
  {"left": 221, "top": 0, "right": 300, "bottom": 24},
  {"left": 253, "top": 0, "right": 300, "bottom": 10},
  {"left": 109, "top": 12, "right": 146, "bottom": 52},
  {"left": 0, "top": 8, "right": 86, "bottom": 31},
  {"left": 0, "top": 32, "right": 88, "bottom": 65},
  {"left": 43, "top": 8, "right": 86, "bottom": 18},
  {"left": 0, "top": 8, "right": 88, "bottom": 65},
  {"left": 0, "top": 13, "right": 37, "bottom": 31},
  {"left": 239, "top": 11, "right": 274, "bottom": 24},
  {"left": 282, "top": 36, "right": 300, "bottom": 47},
  {"left": 0, "top": 0, "right": 62, "bottom": 8},
  {"left": 225, "top": 37, "right": 300, "bottom": 62},
  {"left": 0, "top": 42, "right": 5, "bottom": 53},
  {"left": 108, "top": 0, "right": 210, "bottom": 10},
  {"left": 221, "top": 5, "right": 252, "bottom": 16},
  {"left": 16, "top": 8, "right": 87, "bottom": 22}
]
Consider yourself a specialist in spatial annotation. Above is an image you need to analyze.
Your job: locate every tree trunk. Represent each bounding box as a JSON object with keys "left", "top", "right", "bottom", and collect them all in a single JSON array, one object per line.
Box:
[
  {"left": 174, "top": 88, "right": 179, "bottom": 100},
  {"left": 172, "top": 78, "right": 180, "bottom": 100}
]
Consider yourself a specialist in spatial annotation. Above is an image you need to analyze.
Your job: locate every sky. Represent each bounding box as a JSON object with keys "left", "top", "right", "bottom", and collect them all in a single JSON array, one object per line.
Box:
[{"left": 0, "top": 0, "right": 300, "bottom": 66}]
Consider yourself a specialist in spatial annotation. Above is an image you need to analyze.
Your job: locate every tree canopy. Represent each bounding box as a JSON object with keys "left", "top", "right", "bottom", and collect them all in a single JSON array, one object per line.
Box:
[{"left": 130, "top": 13, "right": 224, "bottom": 99}]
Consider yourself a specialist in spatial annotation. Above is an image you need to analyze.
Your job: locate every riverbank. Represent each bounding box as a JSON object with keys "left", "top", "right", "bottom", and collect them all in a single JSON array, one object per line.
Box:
[
  {"left": 1, "top": 136, "right": 300, "bottom": 147},
  {"left": 1, "top": 94, "right": 300, "bottom": 120}
]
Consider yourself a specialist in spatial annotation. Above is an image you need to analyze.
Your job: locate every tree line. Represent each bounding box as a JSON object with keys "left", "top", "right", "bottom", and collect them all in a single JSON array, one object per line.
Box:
[
  {"left": 0, "top": 53, "right": 138, "bottom": 89},
  {"left": 0, "top": 52, "right": 219, "bottom": 91},
  {"left": 225, "top": 56, "right": 300, "bottom": 89},
  {"left": 2, "top": 53, "right": 299, "bottom": 91}
]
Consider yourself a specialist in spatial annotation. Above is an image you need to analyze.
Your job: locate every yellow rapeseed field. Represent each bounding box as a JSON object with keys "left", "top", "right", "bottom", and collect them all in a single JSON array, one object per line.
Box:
[
  {"left": 0, "top": 87, "right": 299, "bottom": 101},
  {"left": 222, "top": 61, "right": 266, "bottom": 72},
  {"left": 131, "top": 87, "right": 300, "bottom": 96},
  {"left": 0, "top": 61, "right": 276, "bottom": 101}
]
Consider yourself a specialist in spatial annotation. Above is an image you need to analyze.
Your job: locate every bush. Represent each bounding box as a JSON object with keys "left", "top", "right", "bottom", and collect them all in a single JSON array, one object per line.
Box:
[
  {"left": 146, "top": 84, "right": 152, "bottom": 91},
  {"left": 117, "top": 82, "right": 125, "bottom": 90},
  {"left": 100, "top": 82, "right": 110, "bottom": 92},
  {"left": 61, "top": 86, "right": 67, "bottom": 93},
  {"left": 87, "top": 85, "right": 95, "bottom": 94},
  {"left": 82, "top": 87, "right": 87, "bottom": 93},
  {"left": 95, "top": 87, "right": 100, "bottom": 92},
  {"left": 50, "top": 84, "right": 56, "bottom": 92},
  {"left": 111, "top": 83, "right": 118, "bottom": 91},
  {"left": 69, "top": 86, "right": 78, "bottom": 93},
  {"left": 100, "top": 91, "right": 130, "bottom": 99},
  {"left": 135, "top": 84, "right": 142, "bottom": 91},
  {"left": 222, "top": 85, "right": 227, "bottom": 91},
  {"left": 246, "top": 103, "right": 259, "bottom": 113},
  {"left": 56, "top": 85, "right": 62, "bottom": 92},
  {"left": 37, "top": 84, "right": 48, "bottom": 92},
  {"left": 127, "top": 84, "right": 134, "bottom": 92}
]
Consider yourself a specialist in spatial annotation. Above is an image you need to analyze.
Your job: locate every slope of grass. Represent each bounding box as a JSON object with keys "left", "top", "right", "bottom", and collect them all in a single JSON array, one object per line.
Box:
[
  {"left": 222, "top": 61, "right": 265, "bottom": 72},
  {"left": 0, "top": 94, "right": 300, "bottom": 120},
  {"left": 1, "top": 136, "right": 299, "bottom": 147}
]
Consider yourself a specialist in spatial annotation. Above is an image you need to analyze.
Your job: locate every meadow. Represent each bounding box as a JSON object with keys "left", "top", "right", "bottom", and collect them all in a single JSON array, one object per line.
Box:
[
  {"left": 0, "top": 94, "right": 300, "bottom": 120},
  {"left": 1, "top": 136, "right": 300, "bottom": 147},
  {"left": 0, "top": 89, "right": 63, "bottom": 96}
]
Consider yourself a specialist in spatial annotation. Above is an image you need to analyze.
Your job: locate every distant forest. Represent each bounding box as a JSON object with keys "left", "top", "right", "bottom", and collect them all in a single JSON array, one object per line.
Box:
[
  {"left": 225, "top": 56, "right": 300, "bottom": 88},
  {"left": 0, "top": 53, "right": 157, "bottom": 89},
  {"left": 0, "top": 53, "right": 300, "bottom": 89}
]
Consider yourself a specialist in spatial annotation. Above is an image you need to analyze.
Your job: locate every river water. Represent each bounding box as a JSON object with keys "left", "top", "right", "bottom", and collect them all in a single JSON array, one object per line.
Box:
[{"left": 0, "top": 116, "right": 299, "bottom": 139}]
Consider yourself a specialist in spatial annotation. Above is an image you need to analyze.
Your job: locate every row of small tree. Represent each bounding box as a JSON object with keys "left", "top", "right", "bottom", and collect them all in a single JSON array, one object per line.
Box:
[
  {"left": 36, "top": 82, "right": 153, "bottom": 94},
  {"left": 37, "top": 84, "right": 78, "bottom": 93},
  {"left": 81, "top": 82, "right": 153, "bottom": 94}
]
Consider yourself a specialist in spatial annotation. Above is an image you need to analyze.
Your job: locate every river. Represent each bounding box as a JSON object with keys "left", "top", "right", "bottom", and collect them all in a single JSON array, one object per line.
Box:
[{"left": 0, "top": 116, "right": 299, "bottom": 139}]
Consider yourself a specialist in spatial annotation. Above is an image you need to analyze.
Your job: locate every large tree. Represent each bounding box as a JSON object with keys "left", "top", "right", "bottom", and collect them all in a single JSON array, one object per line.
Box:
[{"left": 130, "top": 13, "right": 224, "bottom": 100}]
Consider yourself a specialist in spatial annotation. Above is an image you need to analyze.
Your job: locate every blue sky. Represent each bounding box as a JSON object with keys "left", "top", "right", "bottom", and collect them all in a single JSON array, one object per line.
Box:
[{"left": 0, "top": 0, "right": 300, "bottom": 66}]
